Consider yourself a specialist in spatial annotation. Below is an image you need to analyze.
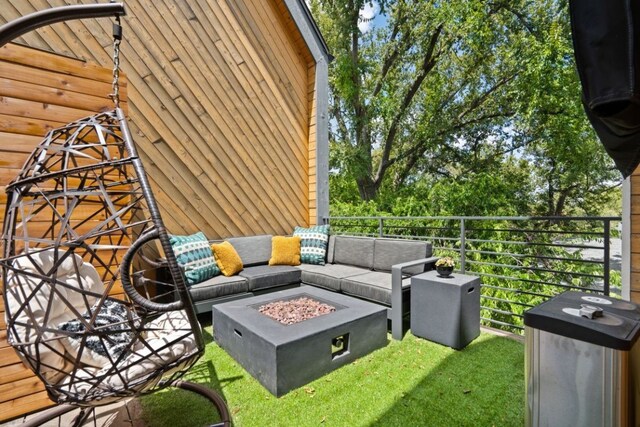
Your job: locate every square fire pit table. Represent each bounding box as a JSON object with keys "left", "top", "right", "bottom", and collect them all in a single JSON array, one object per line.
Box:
[{"left": 212, "top": 285, "right": 388, "bottom": 396}]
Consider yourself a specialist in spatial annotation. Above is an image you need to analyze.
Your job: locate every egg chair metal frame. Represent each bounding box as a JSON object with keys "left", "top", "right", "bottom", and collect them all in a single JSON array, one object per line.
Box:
[{"left": 0, "top": 4, "right": 230, "bottom": 426}]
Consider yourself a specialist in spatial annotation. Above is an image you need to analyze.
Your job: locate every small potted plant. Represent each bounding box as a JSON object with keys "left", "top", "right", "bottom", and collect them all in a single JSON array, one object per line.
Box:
[{"left": 435, "top": 256, "right": 455, "bottom": 278}]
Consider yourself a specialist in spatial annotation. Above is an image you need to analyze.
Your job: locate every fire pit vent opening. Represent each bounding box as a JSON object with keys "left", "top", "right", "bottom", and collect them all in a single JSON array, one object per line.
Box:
[{"left": 331, "top": 333, "right": 349, "bottom": 360}]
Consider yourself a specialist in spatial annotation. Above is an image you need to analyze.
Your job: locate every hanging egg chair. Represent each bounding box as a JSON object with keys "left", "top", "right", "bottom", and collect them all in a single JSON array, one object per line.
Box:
[{"left": 0, "top": 4, "right": 230, "bottom": 426}]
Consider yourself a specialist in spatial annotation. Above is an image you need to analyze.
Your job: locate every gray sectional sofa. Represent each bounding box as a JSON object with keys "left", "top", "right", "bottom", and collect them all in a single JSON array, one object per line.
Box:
[{"left": 187, "top": 234, "right": 437, "bottom": 339}]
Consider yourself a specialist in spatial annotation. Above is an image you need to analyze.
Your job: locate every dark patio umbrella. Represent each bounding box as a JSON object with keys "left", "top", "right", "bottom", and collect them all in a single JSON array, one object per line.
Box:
[{"left": 569, "top": 0, "right": 640, "bottom": 177}]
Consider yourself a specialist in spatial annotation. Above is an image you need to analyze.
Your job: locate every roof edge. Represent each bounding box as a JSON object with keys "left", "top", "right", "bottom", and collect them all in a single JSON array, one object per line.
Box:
[{"left": 283, "top": 0, "right": 333, "bottom": 63}]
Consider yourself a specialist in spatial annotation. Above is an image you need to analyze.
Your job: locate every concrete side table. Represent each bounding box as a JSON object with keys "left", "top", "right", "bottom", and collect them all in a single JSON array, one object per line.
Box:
[{"left": 410, "top": 270, "right": 481, "bottom": 349}]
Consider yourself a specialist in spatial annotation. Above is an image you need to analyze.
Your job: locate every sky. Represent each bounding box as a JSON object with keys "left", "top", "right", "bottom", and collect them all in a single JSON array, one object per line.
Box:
[
  {"left": 358, "top": 2, "right": 381, "bottom": 33},
  {"left": 306, "top": 0, "right": 385, "bottom": 34}
]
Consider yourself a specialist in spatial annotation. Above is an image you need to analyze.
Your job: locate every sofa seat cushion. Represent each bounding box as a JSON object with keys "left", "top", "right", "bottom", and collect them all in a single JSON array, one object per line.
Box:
[
  {"left": 238, "top": 265, "right": 301, "bottom": 291},
  {"left": 188, "top": 275, "right": 249, "bottom": 301},
  {"left": 341, "top": 271, "right": 411, "bottom": 306},
  {"left": 298, "top": 263, "right": 370, "bottom": 292}
]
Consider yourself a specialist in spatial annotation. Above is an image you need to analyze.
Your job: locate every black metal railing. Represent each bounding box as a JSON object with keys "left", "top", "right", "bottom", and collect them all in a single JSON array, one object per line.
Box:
[{"left": 324, "top": 216, "right": 621, "bottom": 333}]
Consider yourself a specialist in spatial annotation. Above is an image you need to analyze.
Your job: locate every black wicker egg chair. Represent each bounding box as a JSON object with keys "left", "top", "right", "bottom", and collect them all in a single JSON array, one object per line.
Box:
[{"left": 0, "top": 4, "right": 230, "bottom": 426}]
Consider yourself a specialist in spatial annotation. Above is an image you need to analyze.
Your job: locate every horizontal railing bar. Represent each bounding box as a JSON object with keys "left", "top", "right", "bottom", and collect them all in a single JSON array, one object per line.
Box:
[
  {"left": 480, "top": 284, "right": 554, "bottom": 299},
  {"left": 482, "top": 295, "right": 537, "bottom": 308},
  {"left": 466, "top": 260, "right": 605, "bottom": 280},
  {"left": 466, "top": 238, "right": 604, "bottom": 250},
  {"left": 382, "top": 223, "right": 606, "bottom": 237},
  {"left": 481, "top": 317, "right": 525, "bottom": 330},
  {"left": 464, "top": 249, "right": 605, "bottom": 265},
  {"left": 327, "top": 215, "right": 621, "bottom": 221},
  {"left": 469, "top": 271, "right": 605, "bottom": 292},
  {"left": 338, "top": 228, "right": 608, "bottom": 250},
  {"left": 482, "top": 306, "right": 525, "bottom": 318},
  {"left": 380, "top": 235, "right": 430, "bottom": 241}
]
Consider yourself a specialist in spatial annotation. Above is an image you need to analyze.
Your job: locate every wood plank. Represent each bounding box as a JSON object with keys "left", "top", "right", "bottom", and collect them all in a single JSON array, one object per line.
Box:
[
  {"left": 0, "top": 364, "right": 39, "bottom": 386},
  {"left": 128, "top": 90, "right": 261, "bottom": 234},
  {"left": 632, "top": 175, "right": 640, "bottom": 195},
  {"left": 0, "top": 132, "right": 42, "bottom": 153},
  {"left": 0, "top": 96, "right": 104, "bottom": 125},
  {"left": 0, "top": 346, "right": 22, "bottom": 368},
  {"left": 0, "top": 43, "right": 113, "bottom": 84},
  {"left": 0, "top": 61, "right": 126, "bottom": 100},
  {"left": 0, "top": 376, "right": 46, "bottom": 404},
  {"left": 0, "top": 390, "right": 54, "bottom": 423},
  {"left": 0, "top": 78, "right": 120, "bottom": 112}
]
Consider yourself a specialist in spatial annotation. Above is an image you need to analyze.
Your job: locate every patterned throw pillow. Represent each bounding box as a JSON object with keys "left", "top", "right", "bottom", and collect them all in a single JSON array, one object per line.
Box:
[
  {"left": 58, "top": 299, "right": 137, "bottom": 367},
  {"left": 293, "top": 225, "right": 330, "bottom": 265},
  {"left": 169, "top": 232, "right": 220, "bottom": 285}
]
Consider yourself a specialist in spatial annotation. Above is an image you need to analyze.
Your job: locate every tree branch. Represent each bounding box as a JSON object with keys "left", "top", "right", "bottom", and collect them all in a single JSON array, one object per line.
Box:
[
  {"left": 372, "top": 10, "right": 410, "bottom": 98},
  {"left": 374, "top": 24, "right": 444, "bottom": 183},
  {"left": 457, "top": 73, "right": 518, "bottom": 122}
]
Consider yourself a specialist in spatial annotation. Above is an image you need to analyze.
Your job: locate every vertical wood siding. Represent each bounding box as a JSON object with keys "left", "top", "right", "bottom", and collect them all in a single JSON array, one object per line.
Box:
[
  {"left": 0, "top": 0, "right": 316, "bottom": 239},
  {"left": 631, "top": 169, "right": 640, "bottom": 303},
  {"left": 0, "top": 43, "right": 129, "bottom": 421}
]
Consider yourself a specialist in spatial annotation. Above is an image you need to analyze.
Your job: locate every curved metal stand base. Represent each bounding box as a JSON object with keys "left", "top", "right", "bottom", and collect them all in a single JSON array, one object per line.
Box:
[{"left": 170, "top": 380, "right": 232, "bottom": 427}]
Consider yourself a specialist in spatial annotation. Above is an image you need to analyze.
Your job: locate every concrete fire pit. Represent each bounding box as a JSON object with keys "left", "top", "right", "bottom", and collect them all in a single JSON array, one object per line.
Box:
[{"left": 212, "top": 286, "right": 388, "bottom": 396}]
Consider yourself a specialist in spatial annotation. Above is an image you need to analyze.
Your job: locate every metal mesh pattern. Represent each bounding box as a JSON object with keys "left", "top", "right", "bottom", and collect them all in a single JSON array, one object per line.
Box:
[{"left": 1, "top": 109, "right": 203, "bottom": 405}]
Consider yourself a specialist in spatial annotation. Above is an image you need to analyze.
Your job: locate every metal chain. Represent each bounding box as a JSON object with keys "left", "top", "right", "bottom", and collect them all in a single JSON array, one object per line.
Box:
[{"left": 110, "top": 15, "right": 122, "bottom": 108}]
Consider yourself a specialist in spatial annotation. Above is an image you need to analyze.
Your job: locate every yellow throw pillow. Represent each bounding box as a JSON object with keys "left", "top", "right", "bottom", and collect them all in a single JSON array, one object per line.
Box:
[
  {"left": 211, "top": 241, "right": 243, "bottom": 276},
  {"left": 269, "top": 236, "right": 301, "bottom": 266}
]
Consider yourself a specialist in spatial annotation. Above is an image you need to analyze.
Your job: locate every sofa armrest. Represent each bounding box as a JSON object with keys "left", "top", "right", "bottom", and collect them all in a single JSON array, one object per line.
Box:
[
  {"left": 391, "top": 256, "right": 439, "bottom": 276},
  {"left": 390, "top": 256, "right": 439, "bottom": 340}
]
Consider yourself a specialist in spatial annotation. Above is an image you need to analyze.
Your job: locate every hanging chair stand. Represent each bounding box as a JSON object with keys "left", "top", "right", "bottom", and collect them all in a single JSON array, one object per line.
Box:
[{"left": 0, "top": 4, "right": 230, "bottom": 427}]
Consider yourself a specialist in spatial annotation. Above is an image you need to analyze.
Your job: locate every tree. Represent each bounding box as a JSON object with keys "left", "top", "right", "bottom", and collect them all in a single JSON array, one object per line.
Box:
[
  {"left": 312, "top": 0, "right": 543, "bottom": 200},
  {"left": 313, "top": 0, "right": 620, "bottom": 213}
]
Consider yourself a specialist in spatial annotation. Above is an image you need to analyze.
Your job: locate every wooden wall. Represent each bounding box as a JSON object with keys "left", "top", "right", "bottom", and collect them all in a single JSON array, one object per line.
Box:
[
  {"left": 0, "top": 43, "right": 129, "bottom": 421},
  {"left": 0, "top": 0, "right": 318, "bottom": 239},
  {"left": 630, "top": 169, "right": 640, "bottom": 303},
  {"left": 0, "top": 0, "right": 320, "bottom": 421}
]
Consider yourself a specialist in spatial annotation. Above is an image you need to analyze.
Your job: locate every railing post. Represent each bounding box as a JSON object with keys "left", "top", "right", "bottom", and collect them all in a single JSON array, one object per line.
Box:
[
  {"left": 603, "top": 219, "right": 611, "bottom": 296},
  {"left": 460, "top": 218, "right": 466, "bottom": 273},
  {"left": 378, "top": 217, "right": 384, "bottom": 237}
]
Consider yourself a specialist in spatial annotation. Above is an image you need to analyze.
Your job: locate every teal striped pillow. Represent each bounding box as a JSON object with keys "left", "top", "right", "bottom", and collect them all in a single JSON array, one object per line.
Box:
[
  {"left": 169, "top": 232, "right": 220, "bottom": 285},
  {"left": 293, "top": 225, "right": 330, "bottom": 265}
]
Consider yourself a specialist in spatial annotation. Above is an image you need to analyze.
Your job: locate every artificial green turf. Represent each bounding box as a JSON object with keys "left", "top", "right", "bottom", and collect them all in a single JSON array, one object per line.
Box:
[{"left": 141, "top": 327, "right": 524, "bottom": 427}]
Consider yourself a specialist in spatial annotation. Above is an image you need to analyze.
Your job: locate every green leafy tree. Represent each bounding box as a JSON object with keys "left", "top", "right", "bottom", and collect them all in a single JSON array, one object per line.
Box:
[
  {"left": 313, "top": 0, "right": 547, "bottom": 200},
  {"left": 314, "top": 0, "right": 620, "bottom": 214}
]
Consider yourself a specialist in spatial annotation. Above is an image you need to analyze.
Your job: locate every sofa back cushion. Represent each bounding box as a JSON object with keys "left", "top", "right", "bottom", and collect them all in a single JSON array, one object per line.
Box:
[
  {"left": 226, "top": 235, "right": 273, "bottom": 267},
  {"left": 331, "top": 235, "right": 375, "bottom": 269},
  {"left": 373, "top": 238, "right": 432, "bottom": 275},
  {"left": 327, "top": 235, "right": 336, "bottom": 264}
]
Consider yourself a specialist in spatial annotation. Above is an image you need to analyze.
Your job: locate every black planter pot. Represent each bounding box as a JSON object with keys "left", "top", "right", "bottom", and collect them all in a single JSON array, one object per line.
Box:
[{"left": 436, "top": 266, "right": 454, "bottom": 278}]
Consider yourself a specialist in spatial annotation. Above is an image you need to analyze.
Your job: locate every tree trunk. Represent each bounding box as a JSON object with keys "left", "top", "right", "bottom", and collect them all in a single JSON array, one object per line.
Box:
[{"left": 356, "top": 176, "right": 379, "bottom": 201}]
